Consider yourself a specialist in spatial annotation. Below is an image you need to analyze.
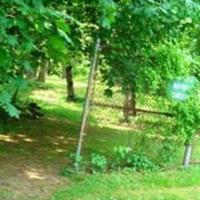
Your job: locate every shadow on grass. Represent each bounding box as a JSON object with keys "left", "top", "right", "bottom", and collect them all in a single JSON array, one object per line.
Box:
[
  {"left": 0, "top": 117, "right": 78, "bottom": 161},
  {"left": 0, "top": 101, "right": 99, "bottom": 166},
  {"left": 0, "top": 115, "right": 79, "bottom": 200}
]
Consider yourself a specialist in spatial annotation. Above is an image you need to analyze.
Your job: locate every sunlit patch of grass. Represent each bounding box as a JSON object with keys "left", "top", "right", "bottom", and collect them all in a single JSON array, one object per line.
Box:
[
  {"left": 25, "top": 76, "right": 85, "bottom": 123},
  {"left": 51, "top": 166, "right": 200, "bottom": 200}
]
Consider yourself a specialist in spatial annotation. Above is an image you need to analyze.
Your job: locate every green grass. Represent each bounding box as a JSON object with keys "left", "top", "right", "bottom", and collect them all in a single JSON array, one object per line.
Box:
[
  {"left": 23, "top": 76, "right": 178, "bottom": 164},
  {"left": 51, "top": 167, "right": 200, "bottom": 200},
  {"left": 1, "top": 76, "right": 200, "bottom": 200}
]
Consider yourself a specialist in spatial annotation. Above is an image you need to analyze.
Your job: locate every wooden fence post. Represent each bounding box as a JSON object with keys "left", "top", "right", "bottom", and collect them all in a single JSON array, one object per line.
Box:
[
  {"left": 75, "top": 38, "right": 101, "bottom": 170},
  {"left": 183, "top": 143, "right": 192, "bottom": 168}
]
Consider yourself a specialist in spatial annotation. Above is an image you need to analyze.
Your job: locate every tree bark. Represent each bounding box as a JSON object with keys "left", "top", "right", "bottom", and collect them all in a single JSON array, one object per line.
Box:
[
  {"left": 65, "top": 66, "right": 76, "bottom": 102},
  {"left": 37, "top": 60, "right": 48, "bottom": 82},
  {"left": 123, "top": 86, "right": 136, "bottom": 122}
]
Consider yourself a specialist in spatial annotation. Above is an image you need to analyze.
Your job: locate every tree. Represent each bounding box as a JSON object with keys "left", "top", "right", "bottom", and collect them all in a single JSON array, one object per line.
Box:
[
  {"left": 65, "top": 65, "right": 76, "bottom": 101},
  {"left": 98, "top": 0, "right": 200, "bottom": 118},
  {"left": 1, "top": 0, "right": 200, "bottom": 119},
  {"left": 0, "top": 0, "right": 74, "bottom": 117}
]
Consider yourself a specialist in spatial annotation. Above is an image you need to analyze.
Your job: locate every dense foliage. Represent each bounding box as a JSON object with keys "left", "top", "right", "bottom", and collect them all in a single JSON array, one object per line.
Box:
[
  {"left": 0, "top": 0, "right": 74, "bottom": 117},
  {"left": 101, "top": 0, "right": 200, "bottom": 95},
  {"left": 1, "top": 0, "right": 200, "bottom": 115}
]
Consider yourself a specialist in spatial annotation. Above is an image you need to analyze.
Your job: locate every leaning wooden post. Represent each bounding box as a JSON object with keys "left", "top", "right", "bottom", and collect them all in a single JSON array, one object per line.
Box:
[
  {"left": 75, "top": 38, "right": 101, "bottom": 170},
  {"left": 182, "top": 138, "right": 193, "bottom": 168},
  {"left": 183, "top": 143, "right": 192, "bottom": 168}
]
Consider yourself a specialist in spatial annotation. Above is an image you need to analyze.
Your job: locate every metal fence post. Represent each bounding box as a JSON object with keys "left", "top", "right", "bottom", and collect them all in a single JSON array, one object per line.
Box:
[{"left": 75, "top": 38, "right": 101, "bottom": 170}]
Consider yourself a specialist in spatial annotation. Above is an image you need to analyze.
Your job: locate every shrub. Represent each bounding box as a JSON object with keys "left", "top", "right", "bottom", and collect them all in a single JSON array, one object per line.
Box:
[
  {"left": 126, "top": 153, "right": 158, "bottom": 171},
  {"left": 113, "top": 146, "right": 132, "bottom": 168},
  {"left": 91, "top": 153, "right": 108, "bottom": 173},
  {"left": 113, "top": 146, "right": 158, "bottom": 171},
  {"left": 89, "top": 146, "right": 158, "bottom": 173}
]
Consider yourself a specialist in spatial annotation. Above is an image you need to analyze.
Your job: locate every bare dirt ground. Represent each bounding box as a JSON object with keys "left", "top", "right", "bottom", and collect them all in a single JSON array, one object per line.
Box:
[
  {"left": 0, "top": 157, "right": 68, "bottom": 200},
  {"left": 0, "top": 118, "right": 78, "bottom": 200}
]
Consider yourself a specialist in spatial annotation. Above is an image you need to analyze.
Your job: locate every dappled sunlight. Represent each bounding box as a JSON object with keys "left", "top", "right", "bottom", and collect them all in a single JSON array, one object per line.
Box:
[
  {"left": 75, "top": 82, "right": 87, "bottom": 88},
  {"left": 0, "top": 0, "right": 200, "bottom": 198},
  {"left": 47, "top": 76, "right": 66, "bottom": 85},
  {"left": 24, "top": 168, "right": 45, "bottom": 180},
  {"left": 16, "top": 134, "right": 26, "bottom": 138},
  {"left": 91, "top": 117, "right": 147, "bottom": 132},
  {"left": 31, "top": 90, "right": 58, "bottom": 104},
  {"left": 67, "top": 137, "right": 77, "bottom": 144},
  {"left": 57, "top": 136, "right": 65, "bottom": 140},
  {"left": 47, "top": 77, "right": 87, "bottom": 88},
  {"left": 23, "top": 138, "right": 35, "bottom": 143},
  {"left": 0, "top": 134, "right": 36, "bottom": 144},
  {"left": 55, "top": 148, "right": 65, "bottom": 153},
  {"left": 16, "top": 134, "right": 36, "bottom": 143},
  {"left": 0, "top": 134, "right": 18, "bottom": 143},
  {"left": 96, "top": 123, "right": 137, "bottom": 131},
  {"left": 62, "top": 103, "right": 82, "bottom": 112},
  {"left": 53, "top": 142, "right": 59, "bottom": 146}
]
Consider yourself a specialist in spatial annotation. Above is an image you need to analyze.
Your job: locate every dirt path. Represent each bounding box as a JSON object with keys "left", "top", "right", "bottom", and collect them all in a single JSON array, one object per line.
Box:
[
  {"left": 0, "top": 118, "right": 78, "bottom": 200},
  {"left": 0, "top": 157, "right": 68, "bottom": 200}
]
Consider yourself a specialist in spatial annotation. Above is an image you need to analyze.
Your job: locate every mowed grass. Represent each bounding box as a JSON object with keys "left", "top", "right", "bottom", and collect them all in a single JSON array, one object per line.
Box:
[
  {"left": 1, "top": 76, "right": 200, "bottom": 200},
  {"left": 51, "top": 167, "right": 200, "bottom": 200},
  {"left": 0, "top": 76, "right": 85, "bottom": 200}
]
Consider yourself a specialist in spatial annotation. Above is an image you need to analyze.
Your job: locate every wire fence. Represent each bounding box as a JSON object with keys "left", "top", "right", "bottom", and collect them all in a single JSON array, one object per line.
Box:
[
  {"left": 75, "top": 40, "right": 198, "bottom": 168},
  {"left": 79, "top": 71, "right": 182, "bottom": 165}
]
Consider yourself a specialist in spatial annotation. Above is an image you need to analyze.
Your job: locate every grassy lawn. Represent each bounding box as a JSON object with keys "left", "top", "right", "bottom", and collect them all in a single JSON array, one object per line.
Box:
[
  {"left": 0, "top": 77, "right": 82, "bottom": 200},
  {"left": 51, "top": 167, "right": 200, "bottom": 200},
  {"left": 0, "top": 76, "right": 200, "bottom": 200}
]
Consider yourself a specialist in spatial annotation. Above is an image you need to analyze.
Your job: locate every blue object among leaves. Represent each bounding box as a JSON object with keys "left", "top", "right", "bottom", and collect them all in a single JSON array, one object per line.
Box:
[{"left": 170, "top": 76, "right": 197, "bottom": 101}]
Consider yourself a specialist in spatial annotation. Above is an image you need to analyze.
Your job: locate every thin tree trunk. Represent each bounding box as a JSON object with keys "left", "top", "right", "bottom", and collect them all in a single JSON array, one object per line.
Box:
[
  {"left": 37, "top": 60, "right": 48, "bottom": 82},
  {"left": 65, "top": 66, "right": 76, "bottom": 102},
  {"left": 123, "top": 86, "right": 136, "bottom": 122}
]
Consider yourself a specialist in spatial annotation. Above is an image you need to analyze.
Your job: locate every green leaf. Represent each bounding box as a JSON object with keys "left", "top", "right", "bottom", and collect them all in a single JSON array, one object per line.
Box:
[
  {"left": 56, "top": 19, "right": 70, "bottom": 33},
  {"left": 0, "top": 91, "right": 11, "bottom": 105},
  {"left": 32, "top": 0, "right": 43, "bottom": 8},
  {"left": 99, "top": 0, "right": 117, "bottom": 29},
  {"left": 5, "top": 103, "right": 20, "bottom": 118},
  {"left": 22, "top": 40, "right": 35, "bottom": 52},
  {"left": 0, "top": 91, "right": 21, "bottom": 118},
  {"left": 22, "top": 60, "right": 32, "bottom": 72},
  {"left": 7, "top": 35, "right": 18, "bottom": 46},
  {"left": 48, "top": 35, "right": 66, "bottom": 52},
  {"left": 0, "top": 49, "right": 11, "bottom": 68}
]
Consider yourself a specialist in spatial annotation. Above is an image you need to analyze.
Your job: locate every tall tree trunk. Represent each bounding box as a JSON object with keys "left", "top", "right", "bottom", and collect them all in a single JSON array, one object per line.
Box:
[
  {"left": 27, "top": 67, "right": 38, "bottom": 80},
  {"left": 65, "top": 66, "right": 76, "bottom": 102},
  {"left": 123, "top": 86, "right": 136, "bottom": 122},
  {"left": 37, "top": 60, "right": 48, "bottom": 82},
  {"left": 61, "top": 65, "right": 66, "bottom": 79}
]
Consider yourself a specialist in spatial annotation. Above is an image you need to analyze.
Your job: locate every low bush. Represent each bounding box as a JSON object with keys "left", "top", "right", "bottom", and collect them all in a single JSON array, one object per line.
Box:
[{"left": 88, "top": 146, "right": 158, "bottom": 174}]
